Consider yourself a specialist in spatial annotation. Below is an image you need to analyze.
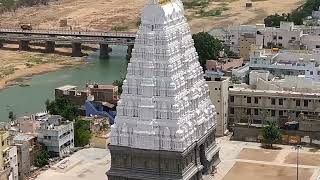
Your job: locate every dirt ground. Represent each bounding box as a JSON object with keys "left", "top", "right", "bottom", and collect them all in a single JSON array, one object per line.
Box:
[
  {"left": 285, "top": 152, "right": 320, "bottom": 167},
  {"left": 0, "top": 46, "right": 84, "bottom": 90},
  {"left": 0, "top": 0, "right": 304, "bottom": 33},
  {"left": 237, "top": 148, "right": 279, "bottom": 162},
  {"left": 90, "top": 135, "right": 108, "bottom": 149},
  {"left": 222, "top": 161, "right": 314, "bottom": 180}
]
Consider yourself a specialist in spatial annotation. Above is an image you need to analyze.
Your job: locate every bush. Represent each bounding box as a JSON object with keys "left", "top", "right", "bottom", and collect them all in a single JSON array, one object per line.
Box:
[
  {"left": 74, "top": 119, "right": 91, "bottom": 147},
  {"left": 35, "top": 148, "right": 49, "bottom": 167}
]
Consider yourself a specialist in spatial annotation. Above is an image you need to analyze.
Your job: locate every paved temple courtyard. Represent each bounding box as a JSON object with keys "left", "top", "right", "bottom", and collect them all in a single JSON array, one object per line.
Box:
[
  {"left": 35, "top": 137, "right": 320, "bottom": 180},
  {"left": 204, "top": 136, "right": 320, "bottom": 180}
]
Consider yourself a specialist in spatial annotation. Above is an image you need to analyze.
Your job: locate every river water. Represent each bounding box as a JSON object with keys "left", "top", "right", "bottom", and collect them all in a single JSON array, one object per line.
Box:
[{"left": 0, "top": 46, "right": 128, "bottom": 121}]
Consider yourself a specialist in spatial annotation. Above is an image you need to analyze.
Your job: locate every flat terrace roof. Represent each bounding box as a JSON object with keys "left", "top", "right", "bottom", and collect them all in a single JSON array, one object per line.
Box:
[
  {"left": 55, "top": 85, "right": 77, "bottom": 91},
  {"left": 229, "top": 87, "right": 320, "bottom": 98}
]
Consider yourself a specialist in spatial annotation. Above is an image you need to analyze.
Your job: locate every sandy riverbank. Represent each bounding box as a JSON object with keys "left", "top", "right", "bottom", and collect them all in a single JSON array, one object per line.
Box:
[
  {"left": 0, "top": 0, "right": 303, "bottom": 33},
  {"left": 0, "top": 49, "right": 85, "bottom": 90}
]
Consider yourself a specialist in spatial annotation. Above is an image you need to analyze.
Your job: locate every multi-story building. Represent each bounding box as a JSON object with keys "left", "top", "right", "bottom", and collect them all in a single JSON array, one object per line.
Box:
[
  {"left": 14, "top": 116, "right": 41, "bottom": 135},
  {"left": 249, "top": 48, "right": 320, "bottom": 80},
  {"left": 8, "top": 146, "right": 18, "bottom": 180},
  {"left": 0, "top": 131, "right": 18, "bottom": 180},
  {"left": 13, "top": 134, "right": 39, "bottom": 180},
  {"left": 88, "top": 84, "right": 119, "bottom": 105},
  {"left": 227, "top": 24, "right": 264, "bottom": 54},
  {"left": 107, "top": 0, "right": 220, "bottom": 179},
  {"left": 229, "top": 75, "right": 320, "bottom": 143},
  {"left": 55, "top": 84, "right": 119, "bottom": 106},
  {"left": 239, "top": 34, "right": 257, "bottom": 60},
  {"left": 261, "top": 22, "right": 303, "bottom": 49},
  {"left": 207, "top": 77, "right": 229, "bottom": 137},
  {"left": 54, "top": 85, "right": 88, "bottom": 106},
  {"left": 37, "top": 115, "right": 74, "bottom": 157}
]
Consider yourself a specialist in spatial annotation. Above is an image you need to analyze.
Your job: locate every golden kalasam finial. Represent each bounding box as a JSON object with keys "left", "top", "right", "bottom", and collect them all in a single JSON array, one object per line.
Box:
[{"left": 158, "top": 0, "right": 171, "bottom": 5}]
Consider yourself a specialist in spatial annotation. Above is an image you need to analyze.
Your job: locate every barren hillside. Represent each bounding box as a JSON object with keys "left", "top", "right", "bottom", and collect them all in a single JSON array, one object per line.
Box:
[{"left": 0, "top": 0, "right": 304, "bottom": 32}]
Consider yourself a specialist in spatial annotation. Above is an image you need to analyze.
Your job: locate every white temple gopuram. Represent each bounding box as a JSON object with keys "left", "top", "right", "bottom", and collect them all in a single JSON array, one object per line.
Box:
[{"left": 107, "top": 0, "right": 220, "bottom": 179}]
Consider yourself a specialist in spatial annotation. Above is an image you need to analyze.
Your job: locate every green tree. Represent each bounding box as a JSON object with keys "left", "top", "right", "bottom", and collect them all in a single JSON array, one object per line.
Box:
[
  {"left": 45, "top": 98, "right": 78, "bottom": 120},
  {"left": 225, "top": 49, "right": 239, "bottom": 58},
  {"left": 262, "top": 121, "right": 282, "bottom": 148},
  {"left": 230, "top": 75, "right": 241, "bottom": 84},
  {"left": 35, "top": 148, "right": 49, "bottom": 167},
  {"left": 192, "top": 32, "right": 223, "bottom": 70},
  {"left": 1, "top": 0, "right": 15, "bottom": 11},
  {"left": 74, "top": 119, "right": 91, "bottom": 147},
  {"left": 113, "top": 77, "right": 125, "bottom": 95},
  {"left": 8, "top": 111, "right": 16, "bottom": 122},
  {"left": 264, "top": 13, "right": 288, "bottom": 27}
]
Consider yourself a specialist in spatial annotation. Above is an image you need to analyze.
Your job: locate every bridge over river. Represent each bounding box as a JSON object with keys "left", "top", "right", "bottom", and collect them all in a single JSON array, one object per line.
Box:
[{"left": 0, "top": 28, "right": 136, "bottom": 58}]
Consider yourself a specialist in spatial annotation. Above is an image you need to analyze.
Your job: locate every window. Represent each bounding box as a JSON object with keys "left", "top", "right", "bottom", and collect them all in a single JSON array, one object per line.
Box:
[
  {"left": 278, "top": 43, "right": 283, "bottom": 47},
  {"left": 271, "top": 110, "right": 276, "bottom": 117},
  {"left": 254, "top": 97, "right": 258, "bottom": 104},
  {"left": 279, "top": 99, "right": 283, "bottom": 105},
  {"left": 247, "top": 97, "right": 251, "bottom": 103},
  {"left": 230, "top": 108, "right": 234, "bottom": 114},
  {"left": 318, "top": 71, "right": 320, "bottom": 75},
  {"left": 273, "top": 36, "right": 277, "bottom": 40},
  {"left": 230, "top": 96, "right": 234, "bottom": 103},
  {"left": 247, "top": 109, "right": 251, "bottom": 115},
  {"left": 291, "top": 37, "right": 296, "bottom": 40},
  {"left": 254, "top": 109, "right": 259, "bottom": 115},
  {"left": 279, "top": 110, "right": 283, "bottom": 116},
  {"left": 310, "top": 71, "right": 314, "bottom": 75},
  {"left": 278, "top": 36, "right": 283, "bottom": 40},
  {"left": 304, "top": 100, "right": 308, "bottom": 107},
  {"left": 296, "top": 100, "right": 300, "bottom": 106},
  {"left": 316, "top": 45, "right": 320, "bottom": 48},
  {"left": 271, "top": 98, "right": 275, "bottom": 105}
]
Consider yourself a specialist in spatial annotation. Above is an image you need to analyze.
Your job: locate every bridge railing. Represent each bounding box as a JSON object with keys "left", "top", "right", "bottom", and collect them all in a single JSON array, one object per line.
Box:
[{"left": 0, "top": 28, "right": 137, "bottom": 38}]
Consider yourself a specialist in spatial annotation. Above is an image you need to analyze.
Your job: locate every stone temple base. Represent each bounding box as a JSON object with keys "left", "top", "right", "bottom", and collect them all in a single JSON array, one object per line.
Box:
[{"left": 107, "top": 127, "right": 220, "bottom": 180}]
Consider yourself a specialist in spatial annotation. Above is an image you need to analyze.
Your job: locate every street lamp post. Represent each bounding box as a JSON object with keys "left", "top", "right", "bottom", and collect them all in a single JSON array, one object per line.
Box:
[{"left": 295, "top": 145, "right": 302, "bottom": 180}]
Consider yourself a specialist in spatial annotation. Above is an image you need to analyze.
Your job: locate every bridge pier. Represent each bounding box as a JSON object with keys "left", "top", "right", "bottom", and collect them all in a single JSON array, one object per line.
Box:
[
  {"left": 72, "top": 42, "right": 82, "bottom": 57},
  {"left": 19, "top": 40, "right": 30, "bottom": 51},
  {"left": 126, "top": 45, "right": 134, "bottom": 60},
  {"left": 0, "top": 39, "right": 3, "bottom": 48},
  {"left": 45, "top": 41, "right": 55, "bottom": 53},
  {"left": 99, "top": 43, "right": 109, "bottom": 59}
]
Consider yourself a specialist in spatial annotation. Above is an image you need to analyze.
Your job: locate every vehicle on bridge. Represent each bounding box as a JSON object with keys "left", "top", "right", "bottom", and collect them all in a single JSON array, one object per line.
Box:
[{"left": 20, "top": 24, "right": 32, "bottom": 31}]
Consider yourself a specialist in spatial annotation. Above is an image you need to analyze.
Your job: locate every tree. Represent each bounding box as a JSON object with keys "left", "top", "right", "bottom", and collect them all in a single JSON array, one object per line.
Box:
[
  {"left": 262, "top": 121, "right": 282, "bottom": 148},
  {"left": 192, "top": 32, "right": 223, "bottom": 70},
  {"left": 264, "top": 13, "right": 288, "bottom": 27},
  {"left": 230, "top": 75, "right": 241, "bottom": 84},
  {"left": 113, "top": 77, "right": 125, "bottom": 95},
  {"left": 225, "top": 49, "right": 239, "bottom": 58},
  {"left": 74, "top": 119, "right": 91, "bottom": 147},
  {"left": 8, "top": 111, "right": 16, "bottom": 122},
  {"left": 35, "top": 148, "right": 49, "bottom": 167},
  {"left": 1, "top": 0, "right": 15, "bottom": 11},
  {"left": 45, "top": 98, "right": 78, "bottom": 120}
]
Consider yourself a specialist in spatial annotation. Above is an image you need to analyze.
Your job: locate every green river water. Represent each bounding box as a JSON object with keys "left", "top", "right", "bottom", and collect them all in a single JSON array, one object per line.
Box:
[{"left": 0, "top": 46, "right": 128, "bottom": 121}]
